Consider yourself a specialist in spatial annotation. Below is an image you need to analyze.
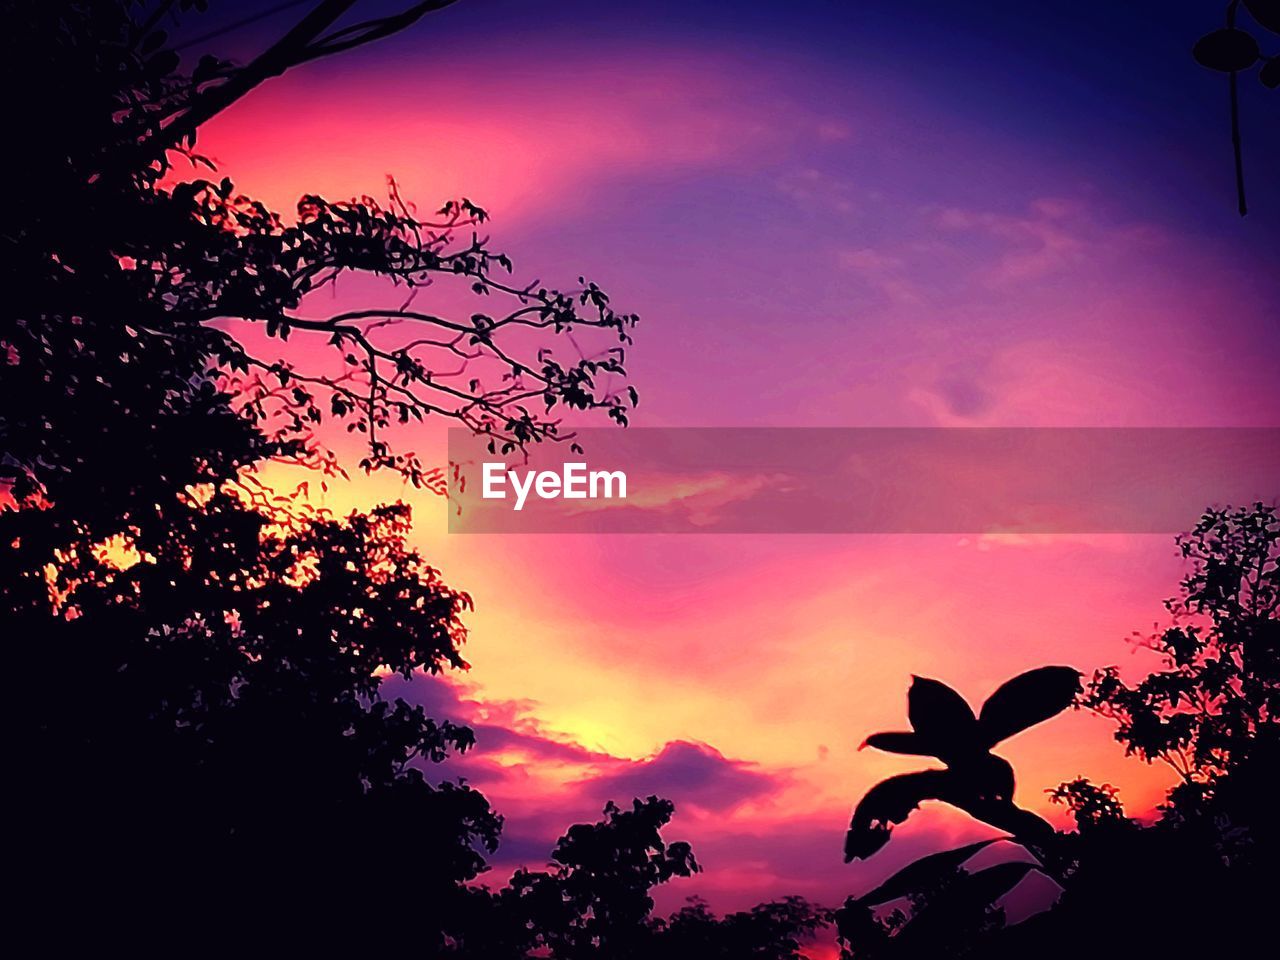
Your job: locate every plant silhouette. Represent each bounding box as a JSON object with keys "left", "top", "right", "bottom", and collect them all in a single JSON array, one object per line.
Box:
[
  {"left": 838, "top": 504, "right": 1279, "bottom": 959},
  {"left": 846, "top": 667, "right": 1081, "bottom": 861}
]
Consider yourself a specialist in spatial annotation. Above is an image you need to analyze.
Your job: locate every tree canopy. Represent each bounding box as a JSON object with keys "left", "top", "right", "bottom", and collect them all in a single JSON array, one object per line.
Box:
[{"left": 2, "top": 2, "right": 819, "bottom": 955}]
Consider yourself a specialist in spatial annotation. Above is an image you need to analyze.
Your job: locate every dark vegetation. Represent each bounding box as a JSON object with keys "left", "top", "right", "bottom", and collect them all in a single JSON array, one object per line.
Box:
[
  {"left": 839, "top": 503, "right": 1279, "bottom": 958},
  {"left": 1191, "top": 1, "right": 1280, "bottom": 213},
  {"left": 1, "top": 1, "right": 819, "bottom": 954},
  {"left": 3, "top": 3, "right": 1275, "bottom": 957}
]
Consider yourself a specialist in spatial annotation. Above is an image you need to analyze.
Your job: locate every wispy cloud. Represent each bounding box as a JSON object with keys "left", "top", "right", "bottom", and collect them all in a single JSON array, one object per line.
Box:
[{"left": 934, "top": 197, "right": 1088, "bottom": 285}]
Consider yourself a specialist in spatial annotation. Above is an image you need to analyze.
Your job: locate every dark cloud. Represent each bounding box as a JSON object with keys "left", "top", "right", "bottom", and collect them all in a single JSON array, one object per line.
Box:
[
  {"left": 375, "top": 672, "right": 1045, "bottom": 920},
  {"left": 374, "top": 672, "right": 801, "bottom": 887},
  {"left": 936, "top": 372, "right": 993, "bottom": 418},
  {"left": 934, "top": 355, "right": 996, "bottom": 419},
  {"left": 378, "top": 671, "right": 613, "bottom": 767},
  {"left": 377, "top": 675, "right": 785, "bottom": 815},
  {"left": 575, "top": 740, "right": 786, "bottom": 813}
]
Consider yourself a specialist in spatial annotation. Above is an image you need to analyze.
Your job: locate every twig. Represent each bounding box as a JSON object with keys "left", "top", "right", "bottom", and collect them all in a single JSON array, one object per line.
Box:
[{"left": 1229, "top": 69, "right": 1247, "bottom": 216}]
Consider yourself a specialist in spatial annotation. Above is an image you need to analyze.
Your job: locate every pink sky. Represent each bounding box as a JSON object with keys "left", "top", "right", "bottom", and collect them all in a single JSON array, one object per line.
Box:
[{"left": 193, "top": 32, "right": 1280, "bottom": 918}]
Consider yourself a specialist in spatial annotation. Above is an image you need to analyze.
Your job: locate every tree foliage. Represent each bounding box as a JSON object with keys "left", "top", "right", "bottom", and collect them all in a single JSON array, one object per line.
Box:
[
  {"left": 458, "top": 798, "right": 827, "bottom": 959},
  {"left": 1082, "top": 503, "right": 1280, "bottom": 833},
  {"left": 4, "top": 0, "right": 638, "bottom": 511},
  {"left": 1, "top": 3, "right": 818, "bottom": 956},
  {"left": 838, "top": 505, "right": 1279, "bottom": 958}
]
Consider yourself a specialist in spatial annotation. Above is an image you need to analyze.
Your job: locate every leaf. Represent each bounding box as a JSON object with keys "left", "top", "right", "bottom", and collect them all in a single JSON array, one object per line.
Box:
[
  {"left": 947, "top": 795, "right": 1055, "bottom": 845},
  {"left": 859, "top": 731, "right": 936, "bottom": 756},
  {"left": 1245, "top": 1, "right": 1280, "bottom": 36},
  {"left": 857, "top": 838, "right": 1002, "bottom": 905},
  {"left": 892, "top": 861, "right": 1042, "bottom": 950},
  {"left": 1193, "top": 29, "right": 1261, "bottom": 72},
  {"left": 1261, "top": 58, "right": 1280, "bottom": 88},
  {"left": 193, "top": 54, "right": 221, "bottom": 84},
  {"left": 955, "top": 752, "right": 1016, "bottom": 802},
  {"left": 907, "top": 676, "right": 979, "bottom": 762},
  {"left": 908, "top": 676, "right": 977, "bottom": 735},
  {"left": 146, "top": 49, "right": 181, "bottom": 78},
  {"left": 956, "top": 860, "right": 1039, "bottom": 905},
  {"left": 845, "top": 770, "right": 952, "bottom": 862},
  {"left": 978, "top": 666, "right": 1081, "bottom": 746}
]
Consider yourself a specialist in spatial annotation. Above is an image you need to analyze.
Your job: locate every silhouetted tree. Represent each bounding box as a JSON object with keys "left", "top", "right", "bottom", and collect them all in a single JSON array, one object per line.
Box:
[
  {"left": 837, "top": 504, "right": 1279, "bottom": 959},
  {"left": 3, "top": 2, "right": 630, "bottom": 946},
  {"left": 455, "top": 798, "right": 827, "bottom": 959},
  {"left": 4, "top": 0, "right": 637, "bottom": 510},
  {"left": 1081, "top": 502, "right": 1280, "bottom": 856},
  {"left": 655, "top": 895, "right": 829, "bottom": 960},
  {"left": 2, "top": 4, "right": 821, "bottom": 955}
]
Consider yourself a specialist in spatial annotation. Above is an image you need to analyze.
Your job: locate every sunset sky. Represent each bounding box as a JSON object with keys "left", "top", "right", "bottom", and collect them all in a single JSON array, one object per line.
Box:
[{"left": 182, "top": 0, "right": 1280, "bottom": 922}]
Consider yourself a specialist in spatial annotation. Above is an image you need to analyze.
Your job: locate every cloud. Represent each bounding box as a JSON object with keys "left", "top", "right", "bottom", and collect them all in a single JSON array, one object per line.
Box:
[
  {"left": 816, "top": 120, "right": 853, "bottom": 142},
  {"left": 562, "top": 469, "right": 787, "bottom": 527},
  {"left": 933, "top": 368, "right": 994, "bottom": 418},
  {"left": 575, "top": 740, "right": 787, "bottom": 814},
  {"left": 195, "top": 48, "right": 792, "bottom": 223},
  {"left": 373, "top": 673, "right": 796, "bottom": 879},
  {"left": 838, "top": 247, "right": 924, "bottom": 307},
  {"left": 934, "top": 198, "right": 1087, "bottom": 285},
  {"left": 379, "top": 672, "right": 787, "bottom": 816},
  {"left": 838, "top": 249, "right": 903, "bottom": 273},
  {"left": 777, "top": 167, "right": 859, "bottom": 214},
  {"left": 378, "top": 672, "right": 614, "bottom": 768}
]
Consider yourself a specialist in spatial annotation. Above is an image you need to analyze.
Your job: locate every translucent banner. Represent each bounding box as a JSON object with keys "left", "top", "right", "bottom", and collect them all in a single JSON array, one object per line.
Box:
[{"left": 447, "top": 428, "right": 1280, "bottom": 534}]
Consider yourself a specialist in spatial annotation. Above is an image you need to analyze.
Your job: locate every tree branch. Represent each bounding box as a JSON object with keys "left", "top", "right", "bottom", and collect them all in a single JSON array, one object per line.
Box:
[{"left": 127, "top": 1, "right": 459, "bottom": 174}]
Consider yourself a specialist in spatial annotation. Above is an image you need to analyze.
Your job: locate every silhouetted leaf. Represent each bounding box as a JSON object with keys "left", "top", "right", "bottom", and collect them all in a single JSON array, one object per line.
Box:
[
  {"left": 891, "top": 860, "right": 1041, "bottom": 952},
  {"left": 857, "top": 838, "right": 1002, "bottom": 905},
  {"left": 978, "top": 666, "right": 1081, "bottom": 747},
  {"left": 1193, "top": 29, "right": 1260, "bottom": 72},
  {"left": 948, "top": 795, "right": 1056, "bottom": 844},
  {"left": 845, "top": 770, "right": 953, "bottom": 861},
  {"left": 146, "top": 49, "right": 180, "bottom": 78},
  {"left": 1261, "top": 58, "right": 1280, "bottom": 88},
  {"left": 1245, "top": 0, "right": 1280, "bottom": 36},
  {"left": 908, "top": 676, "right": 977, "bottom": 735},
  {"left": 955, "top": 860, "right": 1039, "bottom": 905},
  {"left": 906, "top": 676, "right": 980, "bottom": 763},
  {"left": 859, "top": 731, "right": 935, "bottom": 756}
]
